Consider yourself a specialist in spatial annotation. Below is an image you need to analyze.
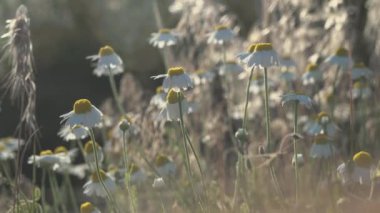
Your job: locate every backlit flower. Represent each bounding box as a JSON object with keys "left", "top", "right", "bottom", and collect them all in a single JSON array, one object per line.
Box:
[
  {"left": 149, "top": 29, "right": 178, "bottom": 48},
  {"left": 337, "top": 151, "right": 373, "bottom": 185},
  {"left": 281, "top": 92, "right": 313, "bottom": 109},
  {"left": 302, "top": 63, "right": 322, "bottom": 85},
  {"left": 150, "top": 86, "right": 166, "bottom": 108},
  {"left": 351, "top": 62, "right": 372, "bottom": 80},
  {"left": 83, "top": 170, "right": 116, "bottom": 197},
  {"left": 324, "top": 47, "right": 351, "bottom": 69},
  {"left": 159, "top": 89, "right": 193, "bottom": 121},
  {"left": 60, "top": 99, "right": 103, "bottom": 128},
  {"left": 86, "top": 45, "right": 123, "bottom": 77},
  {"left": 155, "top": 154, "right": 176, "bottom": 176},
  {"left": 84, "top": 140, "right": 104, "bottom": 168},
  {"left": 240, "top": 43, "right": 279, "bottom": 69},
  {"left": 207, "top": 25, "right": 235, "bottom": 45},
  {"left": 304, "top": 111, "right": 339, "bottom": 137},
  {"left": 80, "top": 202, "right": 101, "bottom": 213},
  {"left": 352, "top": 80, "right": 371, "bottom": 100},
  {"left": 152, "top": 67, "right": 193, "bottom": 92},
  {"left": 58, "top": 125, "right": 89, "bottom": 142},
  {"left": 309, "top": 133, "right": 336, "bottom": 158},
  {"left": 28, "top": 150, "right": 71, "bottom": 169}
]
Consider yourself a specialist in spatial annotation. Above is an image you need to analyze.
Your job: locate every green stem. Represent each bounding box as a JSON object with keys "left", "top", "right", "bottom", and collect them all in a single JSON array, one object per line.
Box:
[
  {"left": 293, "top": 101, "right": 299, "bottom": 205},
  {"left": 76, "top": 139, "right": 92, "bottom": 171},
  {"left": 88, "top": 129, "right": 119, "bottom": 213},
  {"left": 65, "top": 174, "right": 79, "bottom": 213},
  {"left": 122, "top": 131, "right": 128, "bottom": 171},
  {"left": 108, "top": 68, "right": 125, "bottom": 115},
  {"left": 32, "top": 140, "right": 37, "bottom": 213},
  {"left": 51, "top": 171, "right": 67, "bottom": 213},
  {"left": 41, "top": 170, "right": 46, "bottom": 213},
  {"left": 242, "top": 68, "right": 254, "bottom": 130},
  {"left": 330, "top": 65, "right": 340, "bottom": 120},
  {"left": 47, "top": 170, "right": 60, "bottom": 213},
  {"left": 263, "top": 67, "right": 272, "bottom": 152}
]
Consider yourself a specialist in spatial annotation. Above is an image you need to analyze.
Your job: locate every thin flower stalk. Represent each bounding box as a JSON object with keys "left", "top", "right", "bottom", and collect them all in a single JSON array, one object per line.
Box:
[
  {"left": 293, "top": 101, "right": 299, "bottom": 205},
  {"left": 263, "top": 68, "right": 272, "bottom": 151},
  {"left": 108, "top": 67, "right": 126, "bottom": 115}
]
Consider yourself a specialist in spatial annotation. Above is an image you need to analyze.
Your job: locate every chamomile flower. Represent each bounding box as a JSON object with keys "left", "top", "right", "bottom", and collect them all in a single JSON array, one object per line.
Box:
[
  {"left": 302, "top": 63, "right": 323, "bottom": 85},
  {"left": 152, "top": 177, "right": 165, "bottom": 189},
  {"left": 241, "top": 43, "right": 279, "bottom": 69},
  {"left": 0, "top": 137, "right": 24, "bottom": 151},
  {"left": 150, "top": 86, "right": 167, "bottom": 108},
  {"left": 351, "top": 62, "right": 372, "bottom": 80},
  {"left": 152, "top": 67, "right": 193, "bottom": 92},
  {"left": 159, "top": 89, "right": 191, "bottom": 121},
  {"left": 352, "top": 80, "right": 371, "bottom": 100},
  {"left": 127, "top": 163, "right": 147, "bottom": 184},
  {"left": 207, "top": 25, "right": 235, "bottom": 45},
  {"left": 28, "top": 150, "right": 71, "bottom": 170},
  {"left": 219, "top": 61, "right": 244, "bottom": 76},
  {"left": 281, "top": 92, "right": 313, "bottom": 109},
  {"left": 86, "top": 45, "right": 123, "bottom": 77},
  {"left": 324, "top": 47, "right": 351, "bottom": 69},
  {"left": 80, "top": 202, "right": 101, "bottom": 213},
  {"left": 309, "top": 133, "right": 336, "bottom": 158},
  {"left": 0, "top": 144, "right": 15, "bottom": 160},
  {"left": 236, "top": 44, "right": 256, "bottom": 62},
  {"left": 60, "top": 99, "right": 103, "bottom": 128},
  {"left": 304, "top": 111, "right": 339, "bottom": 137},
  {"left": 155, "top": 154, "right": 176, "bottom": 176},
  {"left": 84, "top": 141, "right": 104, "bottom": 167},
  {"left": 149, "top": 29, "right": 178, "bottom": 48},
  {"left": 337, "top": 151, "right": 374, "bottom": 185},
  {"left": 83, "top": 170, "right": 116, "bottom": 197},
  {"left": 58, "top": 125, "right": 89, "bottom": 142}
]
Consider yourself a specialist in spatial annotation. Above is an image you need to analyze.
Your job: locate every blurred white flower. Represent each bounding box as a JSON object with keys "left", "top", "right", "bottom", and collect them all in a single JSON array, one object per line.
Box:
[
  {"left": 324, "top": 47, "right": 352, "bottom": 69},
  {"left": 337, "top": 151, "right": 374, "bottom": 185},
  {"left": 240, "top": 43, "right": 279, "bottom": 69},
  {"left": 149, "top": 29, "right": 178, "bottom": 48},
  {"left": 0, "top": 137, "right": 24, "bottom": 153},
  {"left": 292, "top": 153, "right": 304, "bottom": 167},
  {"left": 60, "top": 99, "right": 103, "bottom": 128},
  {"left": 152, "top": 177, "right": 165, "bottom": 189},
  {"left": 80, "top": 201, "right": 101, "bottom": 213},
  {"left": 302, "top": 64, "right": 322, "bottom": 85},
  {"left": 0, "top": 143, "right": 15, "bottom": 160},
  {"left": 207, "top": 25, "right": 235, "bottom": 45},
  {"left": 351, "top": 62, "right": 372, "bottom": 80},
  {"left": 83, "top": 170, "right": 116, "bottom": 197},
  {"left": 159, "top": 89, "right": 193, "bottom": 121},
  {"left": 150, "top": 86, "right": 166, "bottom": 108},
  {"left": 58, "top": 125, "right": 89, "bottom": 142},
  {"left": 304, "top": 111, "right": 339, "bottom": 137},
  {"left": 309, "top": 133, "right": 336, "bottom": 158},
  {"left": 281, "top": 93, "right": 313, "bottom": 108},
  {"left": 86, "top": 45, "right": 123, "bottom": 77},
  {"left": 28, "top": 150, "right": 71, "bottom": 170},
  {"left": 236, "top": 44, "right": 256, "bottom": 62},
  {"left": 127, "top": 164, "right": 147, "bottom": 184},
  {"left": 152, "top": 67, "right": 193, "bottom": 92},
  {"left": 352, "top": 80, "right": 371, "bottom": 100},
  {"left": 83, "top": 141, "right": 104, "bottom": 169},
  {"left": 155, "top": 154, "right": 176, "bottom": 177}
]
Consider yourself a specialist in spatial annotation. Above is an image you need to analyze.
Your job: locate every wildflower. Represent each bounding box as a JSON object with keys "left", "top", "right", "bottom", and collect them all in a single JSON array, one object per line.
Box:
[
  {"left": 352, "top": 80, "right": 371, "bottom": 100},
  {"left": 80, "top": 202, "right": 101, "bottom": 213},
  {"left": 0, "top": 144, "right": 15, "bottom": 160},
  {"left": 302, "top": 63, "right": 323, "bottom": 85},
  {"left": 351, "top": 62, "right": 372, "bottom": 80},
  {"left": 236, "top": 44, "right": 256, "bottom": 62},
  {"left": 0, "top": 137, "right": 24, "bottom": 152},
  {"left": 240, "top": 43, "right": 279, "bottom": 69},
  {"left": 337, "top": 151, "right": 373, "bottom": 185},
  {"left": 60, "top": 99, "right": 103, "bottom": 128},
  {"left": 281, "top": 92, "right": 313, "bottom": 109},
  {"left": 152, "top": 177, "right": 165, "bottom": 189},
  {"left": 219, "top": 61, "right": 244, "bottom": 76},
  {"left": 155, "top": 154, "right": 176, "bottom": 176},
  {"left": 54, "top": 146, "right": 78, "bottom": 161},
  {"left": 309, "top": 133, "right": 336, "bottom": 158},
  {"left": 207, "top": 25, "right": 235, "bottom": 45},
  {"left": 127, "top": 163, "right": 147, "bottom": 184},
  {"left": 149, "top": 29, "right": 178, "bottom": 48},
  {"left": 150, "top": 86, "right": 167, "bottom": 108},
  {"left": 58, "top": 125, "right": 89, "bottom": 142},
  {"left": 324, "top": 47, "right": 351, "bottom": 69},
  {"left": 86, "top": 45, "right": 123, "bottom": 77},
  {"left": 83, "top": 141, "right": 104, "bottom": 166},
  {"left": 304, "top": 111, "right": 339, "bottom": 137},
  {"left": 27, "top": 150, "right": 70, "bottom": 169},
  {"left": 83, "top": 170, "right": 116, "bottom": 197},
  {"left": 292, "top": 153, "right": 304, "bottom": 167},
  {"left": 159, "top": 89, "right": 192, "bottom": 121},
  {"left": 152, "top": 67, "right": 193, "bottom": 92}
]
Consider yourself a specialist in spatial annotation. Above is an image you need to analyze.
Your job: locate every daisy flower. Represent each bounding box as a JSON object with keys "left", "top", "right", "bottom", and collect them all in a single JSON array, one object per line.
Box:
[
  {"left": 150, "top": 86, "right": 166, "bottom": 108},
  {"left": 159, "top": 89, "right": 192, "bottom": 121},
  {"left": 0, "top": 137, "right": 24, "bottom": 151},
  {"left": 281, "top": 92, "right": 313, "bottom": 109},
  {"left": 60, "top": 99, "right": 103, "bottom": 128},
  {"left": 352, "top": 80, "right": 371, "bottom": 100},
  {"left": 152, "top": 67, "right": 193, "bottom": 92},
  {"left": 28, "top": 150, "right": 71, "bottom": 170},
  {"left": 302, "top": 63, "right": 323, "bottom": 85},
  {"left": 152, "top": 177, "right": 165, "bottom": 189},
  {"left": 149, "top": 29, "right": 178, "bottom": 48},
  {"left": 127, "top": 163, "right": 147, "bottom": 184},
  {"left": 304, "top": 111, "right": 339, "bottom": 137},
  {"left": 83, "top": 170, "right": 116, "bottom": 197},
  {"left": 219, "top": 61, "right": 244, "bottom": 76},
  {"left": 309, "top": 133, "right": 336, "bottom": 158},
  {"left": 240, "top": 43, "right": 279, "bottom": 69},
  {"left": 58, "top": 125, "right": 89, "bottom": 142},
  {"left": 155, "top": 154, "right": 176, "bottom": 177},
  {"left": 80, "top": 202, "right": 101, "bottom": 213},
  {"left": 352, "top": 62, "right": 372, "bottom": 80},
  {"left": 86, "top": 45, "right": 123, "bottom": 77},
  {"left": 207, "top": 25, "right": 235, "bottom": 45},
  {"left": 237, "top": 43, "right": 256, "bottom": 62},
  {"left": 324, "top": 47, "right": 351, "bottom": 69},
  {"left": 83, "top": 140, "right": 104, "bottom": 167},
  {"left": 0, "top": 143, "right": 15, "bottom": 160},
  {"left": 337, "top": 151, "right": 373, "bottom": 185}
]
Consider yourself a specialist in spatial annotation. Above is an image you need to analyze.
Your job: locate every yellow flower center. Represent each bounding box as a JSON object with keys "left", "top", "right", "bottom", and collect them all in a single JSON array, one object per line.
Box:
[
  {"left": 317, "top": 111, "right": 329, "bottom": 122},
  {"left": 166, "top": 89, "right": 184, "bottom": 104},
  {"left": 80, "top": 202, "right": 95, "bottom": 213},
  {"left": 91, "top": 170, "right": 108, "bottom": 182},
  {"left": 155, "top": 154, "right": 170, "bottom": 167},
  {"left": 215, "top": 25, "right": 228, "bottom": 31},
  {"left": 128, "top": 163, "right": 140, "bottom": 174},
  {"left": 73, "top": 99, "right": 92, "bottom": 114},
  {"left": 353, "top": 151, "right": 372, "bottom": 168},
  {"left": 248, "top": 44, "right": 257, "bottom": 53},
  {"left": 159, "top": 28, "right": 170, "bottom": 34},
  {"left": 306, "top": 63, "right": 318, "bottom": 72},
  {"left": 335, "top": 47, "right": 348, "bottom": 56},
  {"left": 40, "top": 150, "right": 53, "bottom": 156},
  {"left": 156, "top": 86, "right": 164, "bottom": 94},
  {"left": 98, "top": 45, "right": 115, "bottom": 56},
  {"left": 354, "top": 62, "right": 365, "bottom": 68},
  {"left": 84, "top": 141, "right": 99, "bottom": 154},
  {"left": 54, "top": 146, "right": 68, "bottom": 154},
  {"left": 254, "top": 43, "right": 273, "bottom": 52},
  {"left": 314, "top": 134, "right": 329, "bottom": 144},
  {"left": 167, "top": 67, "right": 185, "bottom": 77}
]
